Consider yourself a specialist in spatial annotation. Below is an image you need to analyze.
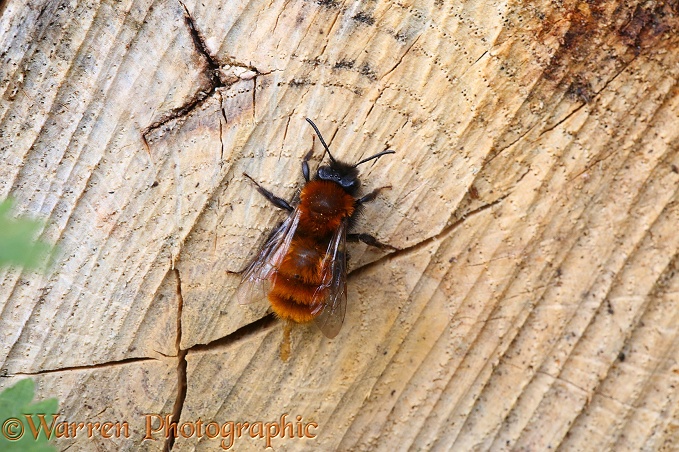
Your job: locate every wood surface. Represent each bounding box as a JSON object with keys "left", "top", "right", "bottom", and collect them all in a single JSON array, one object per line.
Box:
[{"left": 1, "top": 0, "right": 678, "bottom": 450}]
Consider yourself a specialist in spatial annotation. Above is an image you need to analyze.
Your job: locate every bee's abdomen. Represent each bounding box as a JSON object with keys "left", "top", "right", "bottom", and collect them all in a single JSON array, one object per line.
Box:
[
  {"left": 268, "top": 292, "right": 316, "bottom": 323},
  {"left": 268, "top": 236, "right": 329, "bottom": 323}
]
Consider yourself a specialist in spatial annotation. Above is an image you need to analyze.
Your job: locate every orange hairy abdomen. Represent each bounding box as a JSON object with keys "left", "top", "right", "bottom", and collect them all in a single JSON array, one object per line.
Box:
[{"left": 268, "top": 237, "right": 330, "bottom": 323}]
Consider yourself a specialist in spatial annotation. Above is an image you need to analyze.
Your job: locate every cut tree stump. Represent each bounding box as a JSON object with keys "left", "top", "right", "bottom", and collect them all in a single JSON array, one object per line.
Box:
[{"left": 1, "top": 0, "right": 678, "bottom": 450}]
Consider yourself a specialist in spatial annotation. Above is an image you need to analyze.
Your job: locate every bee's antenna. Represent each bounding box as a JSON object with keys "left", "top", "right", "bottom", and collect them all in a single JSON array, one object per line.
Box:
[
  {"left": 305, "top": 118, "right": 336, "bottom": 163},
  {"left": 354, "top": 150, "right": 395, "bottom": 167}
]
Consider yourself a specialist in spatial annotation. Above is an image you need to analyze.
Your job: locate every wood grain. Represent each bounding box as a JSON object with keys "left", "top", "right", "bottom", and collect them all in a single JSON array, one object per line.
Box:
[{"left": 1, "top": 0, "right": 678, "bottom": 450}]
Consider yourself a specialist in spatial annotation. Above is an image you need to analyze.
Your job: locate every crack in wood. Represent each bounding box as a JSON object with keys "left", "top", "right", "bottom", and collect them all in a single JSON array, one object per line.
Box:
[
  {"left": 379, "top": 34, "right": 421, "bottom": 82},
  {"left": 178, "top": 1, "right": 220, "bottom": 83},
  {"left": 457, "top": 48, "right": 489, "bottom": 80},
  {"left": 164, "top": 268, "right": 188, "bottom": 451},
  {"left": 141, "top": 1, "right": 222, "bottom": 140},
  {"left": 8, "top": 357, "right": 156, "bottom": 377},
  {"left": 536, "top": 369, "right": 591, "bottom": 396},
  {"left": 142, "top": 1, "right": 269, "bottom": 141},
  {"left": 252, "top": 75, "right": 256, "bottom": 120},
  {"left": 189, "top": 313, "right": 278, "bottom": 353},
  {"left": 473, "top": 49, "right": 488, "bottom": 66},
  {"left": 365, "top": 88, "right": 386, "bottom": 120},
  {"left": 282, "top": 115, "right": 292, "bottom": 145},
  {"left": 541, "top": 55, "right": 635, "bottom": 140},
  {"left": 486, "top": 46, "right": 639, "bottom": 172},
  {"left": 142, "top": 88, "right": 214, "bottom": 138},
  {"left": 538, "top": 101, "right": 587, "bottom": 138},
  {"left": 485, "top": 122, "right": 538, "bottom": 166},
  {"left": 218, "top": 91, "right": 227, "bottom": 163},
  {"left": 350, "top": 194, "right": 510, "bottom": 278}
]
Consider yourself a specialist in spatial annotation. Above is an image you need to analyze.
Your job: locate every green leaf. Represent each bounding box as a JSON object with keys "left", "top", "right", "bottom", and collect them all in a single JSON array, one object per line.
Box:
[
  {"left": 0, "top": 379, "right": 59, "bottom": 451},
  {"left": 0, "top": 379, "right": 34, "bottom": 412},
  {"left": 0, "top": 199, "right": 55, "bottom": 270}
]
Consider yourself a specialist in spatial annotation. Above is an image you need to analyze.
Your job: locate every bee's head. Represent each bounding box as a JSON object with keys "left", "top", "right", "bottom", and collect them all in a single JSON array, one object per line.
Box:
[
  {"left": 317, "top": 161, "right": 360, "bottom": 194},
  {"left": 306, "top": 118, "right": 395, "bottom": 195}
]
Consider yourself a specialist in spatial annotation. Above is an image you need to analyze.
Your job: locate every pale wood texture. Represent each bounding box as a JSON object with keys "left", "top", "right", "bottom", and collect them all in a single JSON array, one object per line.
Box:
[{"left": 1, "top": 0, "right": 678, "bottom": 450}]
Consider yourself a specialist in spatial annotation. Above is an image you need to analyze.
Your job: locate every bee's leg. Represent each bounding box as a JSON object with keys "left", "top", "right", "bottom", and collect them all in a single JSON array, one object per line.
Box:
[
  {"left": 302, "top": 149, "right": 314, "bottom": 181},
  {"left": 243, "top": 173, "right": 293, "bottom": 211},
  {"left": 356, "top": 186, "right": 392, "bottom": 204},
  {"left": 348, "top": 233, "right": 398, "bottom": 251}
]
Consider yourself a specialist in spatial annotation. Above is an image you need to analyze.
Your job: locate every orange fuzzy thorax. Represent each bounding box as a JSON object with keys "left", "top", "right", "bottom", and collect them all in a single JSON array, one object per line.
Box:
[{"left": 297, "top": 180, "right": 355, "bottom": 237}]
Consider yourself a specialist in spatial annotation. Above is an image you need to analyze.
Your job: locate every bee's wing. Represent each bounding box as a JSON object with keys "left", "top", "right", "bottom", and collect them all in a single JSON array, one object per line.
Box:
[
  {"left": 235, "top": 207, "right": 301, "bottom": 305},
  {"left": 311, "top": 217, "right": 348, "bottom": 338}
]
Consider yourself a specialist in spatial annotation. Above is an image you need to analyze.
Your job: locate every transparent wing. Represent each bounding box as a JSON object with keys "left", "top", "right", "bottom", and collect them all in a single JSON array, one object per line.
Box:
[
  {"left": 235, "top": 208, "right": 301, "bottom": 305},
  {"left": 311, "top": 217, "right": 348, "bottom": 338}
]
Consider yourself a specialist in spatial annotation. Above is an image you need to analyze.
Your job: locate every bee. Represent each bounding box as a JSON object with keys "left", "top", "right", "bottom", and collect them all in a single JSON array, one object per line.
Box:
[{"left": 237, "top": 118, "right": 396, "bottom": 338}]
